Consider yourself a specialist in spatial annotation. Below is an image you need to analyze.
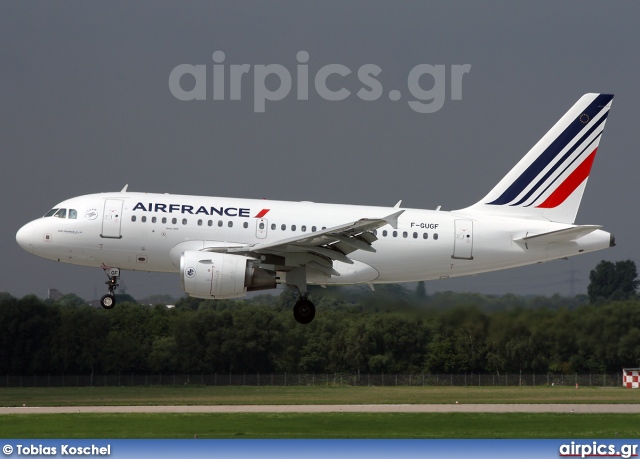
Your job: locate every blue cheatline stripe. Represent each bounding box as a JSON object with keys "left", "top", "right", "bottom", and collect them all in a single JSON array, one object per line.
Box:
[
  {"left": 523, "top": 131, "right": 602, "bottom": 207},
  {"left": 488, "top": 94, "right": 613, "bottom": 206},
  {"left": 511, "top": 114, "right": 607, "bottom": 206}
]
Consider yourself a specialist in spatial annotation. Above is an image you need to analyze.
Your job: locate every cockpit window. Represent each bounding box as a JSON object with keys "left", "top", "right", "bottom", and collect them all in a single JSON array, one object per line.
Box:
[
  {"left": 44, "top": 208, "right": 59, "bottom": 217},
  {"left": 69, "top": 209, "right": 77, "bottom": 219},
  {"left": 54, "top": 209, "right": 67, "bottom": 219}
]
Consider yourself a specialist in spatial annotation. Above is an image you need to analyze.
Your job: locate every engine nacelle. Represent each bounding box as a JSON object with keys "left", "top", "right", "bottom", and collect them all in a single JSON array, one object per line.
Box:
[{"left": 180, "top": 251, "right": 276, "bottom": 299}]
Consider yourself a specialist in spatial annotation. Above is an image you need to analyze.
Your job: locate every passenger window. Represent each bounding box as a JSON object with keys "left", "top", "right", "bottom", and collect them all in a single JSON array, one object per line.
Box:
[
  {"left": 198, "top": 219, "right": 203, "bottom": 226},
  {"left": 142, "top": 216, "right": 147, "bottom": 223},
  {"left": 434, "top": 233, "right": 439, "bottom": 240},
  {"left": 162, "top": 217, "right": 167, "bottom": 224},
  {"left": 54, "top": 209, "right": 67, "bottom": 219},
  {"left": 413, "top": 232, "right": 418, "bottom": 239},
  {"left": 243, "top": 222, "right": 248, "bottom": 228},
  {"left": 218, "top": 221, "right": 223, "bottom": 227},
  {"left": 281, "top": 224, "right": 286, "bottom": 231},
  {"left": 403, "top": 231, "right": 408, "bottom": 238},
  {"left": 208, "top": 220, "right": 213, "bottom": 227},
  {"left": 131, "top": 216, "right": 137, "bottom": 222},
  {"left": 393, "top": 231, "right": 397, "bottom": 238},
  {"left": 182, "top": 218, "right": 187, "bottom": 225},
  {"left": 271, "top": 223, "right": 276, "bottom": 230},
  {"left": 172, "top": 218, "right": 177, "bottom": 224},
  {"left": 152, "top": 217, "right": 157, "bottom": 223},
  {"left": 312, "top": 226, "right": 317, "bottom": 232},
  {"left": 69, "top": 209, "right": 77, "bottom": 219},
  {"left": 372, "top": 230, "right": 377, "bottom": 236},
  {"left": 301, "top": 225, "right": 306, "bottom": 232},
  {"left": 291, "top": 225, "right": 296, "bottom": 231},
  {"left": 228, "top": 221, "right": 233, "bottom": 227},
  {"left": 423, "top": 233, "right": 428, "bottom": 239},
  {"left": 44, "top": 208, "right": 59, "bottom": 217},
  {"left": 382, "top": 230, "right": 388, "bottom": 237},
  {"left": 259, "top": 222, "right": 265, "bottom": 230}
]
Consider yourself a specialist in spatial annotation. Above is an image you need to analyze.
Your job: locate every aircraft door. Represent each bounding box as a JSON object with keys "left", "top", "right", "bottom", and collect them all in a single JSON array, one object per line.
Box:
[
  {"left": 256, "top": 219, "right": 268, "bottom": 239},
  {"left": 452, "top": 219, "right": 473, "bottom": 260},
  {"left": 101, "top": 199, "right": 124, "bottom": 239}
]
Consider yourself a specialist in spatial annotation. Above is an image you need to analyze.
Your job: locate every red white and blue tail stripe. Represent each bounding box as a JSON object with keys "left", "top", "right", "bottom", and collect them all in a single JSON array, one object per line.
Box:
[{"left": 462, "top": 93, "right": 613, "bottom": 223}]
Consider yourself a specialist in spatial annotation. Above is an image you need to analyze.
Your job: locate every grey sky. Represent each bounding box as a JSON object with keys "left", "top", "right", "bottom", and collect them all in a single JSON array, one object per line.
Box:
[{"left": 2, "top": 1, "right": 638, "bottom": 300}]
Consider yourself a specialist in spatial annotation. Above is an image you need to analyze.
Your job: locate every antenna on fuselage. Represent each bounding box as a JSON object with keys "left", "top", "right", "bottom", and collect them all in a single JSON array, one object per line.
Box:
[{"left": 120, "top": 184, "right": 129, "bottom": 192}]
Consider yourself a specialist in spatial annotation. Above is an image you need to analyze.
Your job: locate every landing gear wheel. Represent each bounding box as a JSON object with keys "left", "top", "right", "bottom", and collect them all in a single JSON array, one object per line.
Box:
[
  {"left": 293, "top": 298, "right": 315, "bottom": 324},
  {"left": 100, "top": 294, "right": 116, "bottom": 309},
  {"left": 100, "top": 267, "right": 120, "bottom": 310}
]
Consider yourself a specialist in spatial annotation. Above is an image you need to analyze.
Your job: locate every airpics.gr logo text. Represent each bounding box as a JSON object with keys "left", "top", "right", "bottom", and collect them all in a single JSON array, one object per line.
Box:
[{"left": 169, "top": 51, "right": 471, "bottom": 113}]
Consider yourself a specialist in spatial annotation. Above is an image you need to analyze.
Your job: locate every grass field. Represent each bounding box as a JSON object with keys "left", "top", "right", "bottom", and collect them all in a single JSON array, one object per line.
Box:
[
  {"left": 2, "top": 386, "right": 639, "bottom": 439},
  {"left": 1, "top": 412, "right": 640, "bottom": 439},
  {"left": 2, "top": 385, "right": 639, "bottom": 407}
]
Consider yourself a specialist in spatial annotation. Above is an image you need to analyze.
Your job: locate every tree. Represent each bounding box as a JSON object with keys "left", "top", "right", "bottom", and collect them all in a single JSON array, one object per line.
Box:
[
  {"left": 588, "top": 260, "right": 640, "bottom": 302},
  {"left": 53, "top": 293, "right": 87, "bottom": 308}
]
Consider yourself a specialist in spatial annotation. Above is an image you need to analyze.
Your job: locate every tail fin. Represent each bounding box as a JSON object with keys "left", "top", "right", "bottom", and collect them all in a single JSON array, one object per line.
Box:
[{"left": 460, "top": 93, "right": 613, "bottom": 223}]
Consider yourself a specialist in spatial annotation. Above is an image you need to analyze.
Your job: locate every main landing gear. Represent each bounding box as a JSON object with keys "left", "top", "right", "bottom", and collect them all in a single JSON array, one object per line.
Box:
[
  {"left": 100, "top": 267, "right": 120, "bottom": 310},
  {"left": 286, "top": 267, "right": 316, "bottom": 324},
  {"left": 293, "top": 296, "right": 315, "bottom": 325}
]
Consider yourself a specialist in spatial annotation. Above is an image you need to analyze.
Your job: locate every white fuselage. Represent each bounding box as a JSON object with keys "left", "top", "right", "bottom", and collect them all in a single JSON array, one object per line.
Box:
[{"left": 16, "top": 191, "right": 613, "bottom": 288}]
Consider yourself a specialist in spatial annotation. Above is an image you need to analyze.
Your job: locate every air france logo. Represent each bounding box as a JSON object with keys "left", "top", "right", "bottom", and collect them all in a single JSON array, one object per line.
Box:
[
  {"left": 133, "top": 202, "right": 270, "bottom": 218},
  {"left": 185, "top": 267, "right": 196, "bottom": 278}
]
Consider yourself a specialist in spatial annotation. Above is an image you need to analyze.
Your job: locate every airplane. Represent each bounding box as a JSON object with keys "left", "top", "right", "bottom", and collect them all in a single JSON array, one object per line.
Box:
[{"left": 16, "top": 93, "right": 615, "bottom": 324}]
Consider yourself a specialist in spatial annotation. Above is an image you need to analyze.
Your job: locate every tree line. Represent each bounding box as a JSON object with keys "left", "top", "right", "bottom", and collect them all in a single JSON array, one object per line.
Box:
[{"left": 1, "top": 279, "right": 639, "bottom": 376}]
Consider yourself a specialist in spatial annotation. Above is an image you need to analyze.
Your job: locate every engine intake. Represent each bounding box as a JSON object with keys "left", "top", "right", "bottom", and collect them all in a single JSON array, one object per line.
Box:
[{"left": 180, "top": 251, "right": 276, "bottom": 299}]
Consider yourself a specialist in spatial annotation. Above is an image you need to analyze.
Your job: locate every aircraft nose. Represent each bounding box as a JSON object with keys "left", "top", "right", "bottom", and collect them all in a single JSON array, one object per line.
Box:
[{"left": 16, "top": 222, "right": 34, "bottom": 252}]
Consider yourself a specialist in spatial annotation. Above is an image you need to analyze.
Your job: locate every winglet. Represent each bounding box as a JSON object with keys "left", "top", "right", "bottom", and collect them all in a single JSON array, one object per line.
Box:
[{"left": 383, "top": 210, "right": 404, "bottom": 229}]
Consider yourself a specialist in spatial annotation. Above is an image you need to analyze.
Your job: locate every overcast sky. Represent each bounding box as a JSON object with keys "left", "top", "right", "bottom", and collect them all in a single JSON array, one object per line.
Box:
[{"left": 2, "top": 1, "right": 638, "bottom": 300}]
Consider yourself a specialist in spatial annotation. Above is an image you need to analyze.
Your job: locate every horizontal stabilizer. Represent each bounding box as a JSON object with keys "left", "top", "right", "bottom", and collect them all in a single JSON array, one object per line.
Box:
[{"left": 514, "top": 225, "right": 602, "bottom": 245}]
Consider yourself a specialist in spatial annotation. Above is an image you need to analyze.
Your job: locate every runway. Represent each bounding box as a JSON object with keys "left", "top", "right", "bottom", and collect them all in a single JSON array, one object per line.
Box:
[{"left": 2, "top": 404, "right": 640, "bottom": 414}]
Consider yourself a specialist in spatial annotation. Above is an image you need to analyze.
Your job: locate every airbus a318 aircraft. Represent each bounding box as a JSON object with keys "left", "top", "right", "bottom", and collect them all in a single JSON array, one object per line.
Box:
[{"left": 16, "top": 93, "right": 615, "bottom": 324}]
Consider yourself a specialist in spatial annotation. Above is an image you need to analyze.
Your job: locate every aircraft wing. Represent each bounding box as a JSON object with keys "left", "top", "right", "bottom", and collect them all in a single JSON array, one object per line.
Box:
[{"left": 221, "top": 210, "right": 404, "bottom": 275}]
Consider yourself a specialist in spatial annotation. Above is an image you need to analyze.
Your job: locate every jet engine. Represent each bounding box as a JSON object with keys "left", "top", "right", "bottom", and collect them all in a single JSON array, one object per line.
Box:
[{"left": 180, "top": 251, "right": 276, "bottom": 299}]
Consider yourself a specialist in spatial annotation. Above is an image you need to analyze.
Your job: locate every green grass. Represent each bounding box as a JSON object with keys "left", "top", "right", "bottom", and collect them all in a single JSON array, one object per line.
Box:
[
  {"left": 1, "top": 385, "right": 638, "bottom": 407},
  {"left": 1, "top": 413, "right": 639, "bottom": 439},
  {"left": 2, "top": 386, "right": 639, "bottom": 439}
]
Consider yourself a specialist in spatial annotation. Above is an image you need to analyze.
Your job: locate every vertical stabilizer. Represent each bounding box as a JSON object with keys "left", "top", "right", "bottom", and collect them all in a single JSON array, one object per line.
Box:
[{"left": 460, "top": 93, "right": 613, "bottom": 223}]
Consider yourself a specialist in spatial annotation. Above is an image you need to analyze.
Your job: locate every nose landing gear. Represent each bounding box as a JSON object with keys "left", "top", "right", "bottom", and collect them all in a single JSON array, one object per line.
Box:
[{"left": 100, "top": 267, "right": 120, "bottom": 309}]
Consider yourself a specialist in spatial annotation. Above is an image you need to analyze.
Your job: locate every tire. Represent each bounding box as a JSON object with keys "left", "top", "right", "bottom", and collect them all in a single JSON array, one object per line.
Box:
[
  {"left": 293, "top": 299, "right": 315, "bottom": 324},
  {"left": 100, "top": 294, "right": 116, "bottom": 309}
]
